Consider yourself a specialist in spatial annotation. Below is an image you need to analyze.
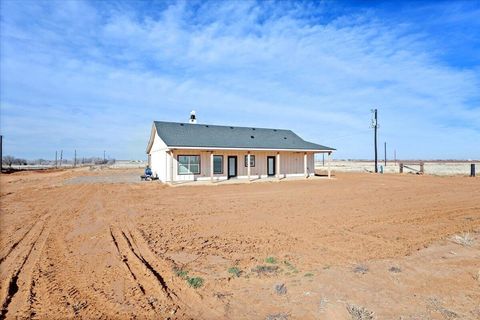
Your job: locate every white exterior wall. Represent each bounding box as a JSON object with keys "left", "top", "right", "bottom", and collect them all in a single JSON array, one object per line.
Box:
[
  {"left": 147, "top": 126, "right": 323, "bottom": 183},
  {"left": 169, "top": 149, "right": 316, "bottom": 181},
  {"left": 148, "top": 133, "right": 169, "bottom": 180}
]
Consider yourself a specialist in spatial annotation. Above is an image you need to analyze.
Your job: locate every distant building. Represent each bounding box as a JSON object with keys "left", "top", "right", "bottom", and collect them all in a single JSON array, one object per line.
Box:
[{"left": 146, "top": 119, "right": 334, "bottom": 183}]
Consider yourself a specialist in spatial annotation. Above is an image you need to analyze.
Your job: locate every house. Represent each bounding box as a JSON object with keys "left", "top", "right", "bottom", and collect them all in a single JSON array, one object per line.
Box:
[{"left": 146, "top": 115, "right": 335, "bottom": 183}]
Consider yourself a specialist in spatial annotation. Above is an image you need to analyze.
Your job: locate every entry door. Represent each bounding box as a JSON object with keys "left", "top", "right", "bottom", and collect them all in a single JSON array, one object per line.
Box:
[
  {"left": 267, "top": 156, "right": 276, "bottom": 176},
  {"left": 228, "top": 156, "right": 237, "bottom": 178}
]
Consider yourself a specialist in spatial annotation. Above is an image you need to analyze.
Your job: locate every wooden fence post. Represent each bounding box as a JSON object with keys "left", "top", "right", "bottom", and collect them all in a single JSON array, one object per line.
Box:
[
  {"left": 471, "top": 164, "right": 476, "bottom": 177},
  {"left": 399, "top": 163, "right": 403, "bottom": 174},
  {"left": 420, "top": 162, "right": 424, "bottom": 174}
]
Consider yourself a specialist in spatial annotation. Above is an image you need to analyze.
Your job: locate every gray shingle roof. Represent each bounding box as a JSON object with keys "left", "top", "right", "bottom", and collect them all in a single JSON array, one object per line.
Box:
[{"left": 153, "top": 121, "right": 334, "bottom": 151}]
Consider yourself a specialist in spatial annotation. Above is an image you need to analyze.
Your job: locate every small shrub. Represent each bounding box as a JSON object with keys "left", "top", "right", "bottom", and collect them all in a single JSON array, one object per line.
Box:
[
  {"left": 353, "top": 264, "right": 369, "bottom": 274},
  {"left": 346, "top": 303, "right": 375, "bottom": 320},
  {"left": 266, "top": 257, "right": 277, "bottom": 264},
  {"left": 451, "top": 233, "right": 474, "bottom": 246},
  {"left": 389, "top": 266, "right": 401, "bottom": 273},
  {"left": 187, "top": 277, "right": 204, "bottom": 289},
  {"left": 228, "top": 267, "right": 242, "bottom": 277},
  {"left": 274, "top": 283, "right": 287, "bottom": 295},
  {"left": 252, "top": 265, "right": 279, "bottom": 276},
  {"left": 283, "top": 260, "right": 298, "bottom": 273},
  {"left": 265, "top": 313, "right": 288, "bottom": 320},
  {"left": 174, "top": 268, "right": 189, "bottom": 279},
  {"left": 304, "top": 272, "right": 314, "bottom": 277}
]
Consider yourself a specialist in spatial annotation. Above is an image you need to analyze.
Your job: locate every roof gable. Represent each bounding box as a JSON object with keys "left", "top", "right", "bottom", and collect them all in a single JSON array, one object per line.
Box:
[{"left": 151, "top": 121, "right": 334, "bottom": 151}]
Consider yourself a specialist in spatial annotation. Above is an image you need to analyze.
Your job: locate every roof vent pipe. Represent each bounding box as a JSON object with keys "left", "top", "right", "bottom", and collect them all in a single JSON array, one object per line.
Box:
[{"left": 189, "top": 110, "right": 197, "bottom": 124}]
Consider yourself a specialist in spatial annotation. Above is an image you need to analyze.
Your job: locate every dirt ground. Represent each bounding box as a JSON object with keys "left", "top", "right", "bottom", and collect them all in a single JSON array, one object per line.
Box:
[{"left": 0, "top": 168, "right": 479, "bottom": 319}]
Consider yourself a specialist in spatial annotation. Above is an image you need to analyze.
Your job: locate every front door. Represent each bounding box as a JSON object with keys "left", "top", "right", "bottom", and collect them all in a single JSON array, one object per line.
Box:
[
  {"left": 267, "top": 156, "right": 276, "bottom": 176},
  {"left": 228, "top": 156, "right": 237, "bottom": 179}
]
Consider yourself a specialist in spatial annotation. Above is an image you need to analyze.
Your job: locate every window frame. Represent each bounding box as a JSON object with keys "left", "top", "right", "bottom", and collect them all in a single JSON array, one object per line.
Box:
[
  {"left": 177, "top": 155, "right": 201, "bottom": 175},
  {"left": 244, "top": 154, "right": 255, "bottom": 167},
  {"left": 213, "top": 155, "right": 223, "bottom": 174}
]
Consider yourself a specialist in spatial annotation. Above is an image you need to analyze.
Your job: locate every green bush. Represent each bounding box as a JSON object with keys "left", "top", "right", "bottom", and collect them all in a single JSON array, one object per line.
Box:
[
  {"left": 265, "top": 257, "right": 277, "bottom": 264},
  {"left": 228, "top": 267, "right": 242, "bottom": 277},
  {"left": 187, "top": 277, "right": 204, "bottom": 289}
]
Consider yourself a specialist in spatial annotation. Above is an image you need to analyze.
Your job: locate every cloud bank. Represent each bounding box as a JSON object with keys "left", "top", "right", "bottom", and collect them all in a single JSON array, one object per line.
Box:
[{"left": 1, "top": 1, "right": 479, "bottom": 160}]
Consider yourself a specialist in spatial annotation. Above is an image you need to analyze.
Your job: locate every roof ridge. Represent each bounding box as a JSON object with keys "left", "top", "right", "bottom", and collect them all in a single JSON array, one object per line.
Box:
[{"left": 153, "top": 120, "right": 292, "bottom": 132}]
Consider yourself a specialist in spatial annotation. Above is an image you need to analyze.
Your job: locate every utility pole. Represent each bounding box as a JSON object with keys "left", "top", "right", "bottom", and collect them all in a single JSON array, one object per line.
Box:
[
  {"left": 103, "top": 150, "right": 106, "bottom": 163},
  {"left": 371, "top": 109, "right": 379, "bottom": 173},
  {"left": 394, "top": 149, "right": 397, "bottom": 165},
  {"left": 74, "top": 149, "right": 77, "bottom": 167},
  {"left": 55, "top": 151, "right": 58, "bottom": 168},
  {"left": 60, "top": 150, "right": 63, "bottom": 167},
  {"left": 384, "top": 142, "right": 387, "bottom": 166}
]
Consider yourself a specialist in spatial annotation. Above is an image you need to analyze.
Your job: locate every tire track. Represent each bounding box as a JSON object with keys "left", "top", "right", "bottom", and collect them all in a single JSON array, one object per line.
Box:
[
  {"left": 0, "top": 214, "right": 50, "bottom": 265},
  {"left": 0, "top": 222, "right": 37, "bottom": 265},
  {"left": 109, "top": 227, "right": 157, "bottom": 312},
  {"left": 120, "top": 230, "right": 173, "bottom": 298},
  {"left": 27, "top": 186, "right": 112, "bottom": 320},
  {"left": 0, "top": 222, "right": 46, "bottom": 320}
]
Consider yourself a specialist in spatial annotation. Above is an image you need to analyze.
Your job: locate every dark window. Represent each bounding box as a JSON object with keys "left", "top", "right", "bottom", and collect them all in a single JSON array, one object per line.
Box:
[
  {"left": 244, "top": 155, "right": 255, "bottom": 167},
  {"left": 213, "top": 155, "right": 223, "bottom": 174},
  {"left": 177, "top": 155, "right": 200, "bottom": 174}
]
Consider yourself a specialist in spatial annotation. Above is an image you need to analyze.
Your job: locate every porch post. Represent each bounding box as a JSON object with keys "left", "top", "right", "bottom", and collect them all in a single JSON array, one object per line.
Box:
[
  {"left": 247, "top": 152, "right": 251, "bottom": 181},
  {"left": 276, "top": 152, "right": 281, "bottom": 179},
  {"left": 210, "top": 151, "right": 214, "bottom": 182},
  {"left": 304, "top": 152, "right": 308, "bottom": 178},
  {"left": 327, "top": 152, "right": 331, "bottom": 179},
  {"left": 168, "top": 150, "right": 174, "bottom": 182}
]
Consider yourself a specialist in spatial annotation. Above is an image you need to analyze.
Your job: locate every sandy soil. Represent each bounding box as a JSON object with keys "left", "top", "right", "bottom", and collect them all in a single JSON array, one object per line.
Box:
[{"left": 0, "top": 168, "right": 479, "bottom": 319}]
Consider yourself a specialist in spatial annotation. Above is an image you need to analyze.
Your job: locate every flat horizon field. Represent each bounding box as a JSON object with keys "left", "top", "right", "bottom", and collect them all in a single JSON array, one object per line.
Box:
[{"left": 0, "top": 168, "right": 479, "bottom": 319}]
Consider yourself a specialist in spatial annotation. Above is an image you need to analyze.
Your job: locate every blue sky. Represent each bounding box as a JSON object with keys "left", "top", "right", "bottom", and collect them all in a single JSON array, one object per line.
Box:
[{"left": 1, "top": 0, "right": 479, "bottom": 160}]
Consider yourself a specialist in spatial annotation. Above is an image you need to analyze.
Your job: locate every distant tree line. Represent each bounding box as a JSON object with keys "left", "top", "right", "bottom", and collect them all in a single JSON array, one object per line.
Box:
[
  {"left": 2, "top": 155, "right": 27, "bottom": 166},
  {"left": 2, "top": 156, "right": 115, "bottom": 167}
]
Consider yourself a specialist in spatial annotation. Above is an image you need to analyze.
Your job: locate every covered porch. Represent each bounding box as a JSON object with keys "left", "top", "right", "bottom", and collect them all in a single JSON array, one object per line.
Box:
[{"left": 164, "top": 148, "right": 332, "bottom": 183}]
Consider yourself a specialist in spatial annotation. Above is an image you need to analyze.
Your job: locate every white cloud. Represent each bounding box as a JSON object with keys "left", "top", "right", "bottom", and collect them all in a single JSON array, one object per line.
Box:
[{"left": 1, "top": 1, "right": 479, "bottom": 159}]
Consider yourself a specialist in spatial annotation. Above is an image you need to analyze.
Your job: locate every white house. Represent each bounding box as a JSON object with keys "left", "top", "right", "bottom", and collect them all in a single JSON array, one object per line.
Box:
[{"left": 146, "top": 115, "right": 335, "bottom": 183}]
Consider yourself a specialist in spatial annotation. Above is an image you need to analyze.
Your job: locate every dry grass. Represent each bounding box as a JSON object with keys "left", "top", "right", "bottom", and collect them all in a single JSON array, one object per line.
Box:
[
  {"left": 346, "top": 304, "right": 375, "bottom": 320},
  {"left": 353, "top": 264, "right": 369, "bottom": 274},
  {"left": 427, "top": 297, "right": 458, "bottom": 319},
  {"left": 450, "top": 233, "right": 474, "bottom": 247},
  {"left": 265, "top": 313, "right": 288, "bottom": 320}
]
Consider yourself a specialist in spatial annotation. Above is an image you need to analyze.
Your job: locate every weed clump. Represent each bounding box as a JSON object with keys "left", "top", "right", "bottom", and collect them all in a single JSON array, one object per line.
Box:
[
  {"left": 266, "top": 257, "right": 277, "bottom": 264},
  {"left": 187, "top": 277, "right": 204, "bottom": 289},
  {"left": 252, "top": 265, "right": 279, "bottom": 276},
  {"left": 346, "top": 303, "right": 375, "bottom": 320},
  {"left": 451, "top": 233, "right": 474, "bottom": 246},
  {"left": 228, "top": 267, "right": 242, "bottom": 277},
  {"left": 353, "top": 264, "right": 369, "bottom": 274},
  {"left": 173, "top": 267, "right": 204, "bottom": 289},
  {"left": 173, "top": 268, "right": 189, "bottom": 279},
  {"left": 389, "top": 266, "right": 401, "bottom": 273}
]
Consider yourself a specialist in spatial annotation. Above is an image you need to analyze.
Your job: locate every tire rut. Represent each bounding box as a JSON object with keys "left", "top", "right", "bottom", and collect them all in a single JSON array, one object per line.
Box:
[
  {"left": 109, "top": 227, "right": 154, "bottom": 310},
  {"left": 120, "top": 230, "right": 173, "bottom": 298},
  {"left": 109, "top": 225, "right": 183, "bottom": 317},
  {"left": 0, "top": 222, "right": 47, "bottom": 320},
  {"left": 0, "top": 222, "right": 37, "bottom": 265}
]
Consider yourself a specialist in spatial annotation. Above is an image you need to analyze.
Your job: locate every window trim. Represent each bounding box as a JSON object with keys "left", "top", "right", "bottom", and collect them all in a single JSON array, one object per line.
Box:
[
  {"left": 177, "top": 155, "right": 201, "bottom": 175},
  {"left": 213, "top": 155, "right": 223, "bottom": 174},
  {"left": 244, "top": 154, "right": 255, "bottom": 167}
]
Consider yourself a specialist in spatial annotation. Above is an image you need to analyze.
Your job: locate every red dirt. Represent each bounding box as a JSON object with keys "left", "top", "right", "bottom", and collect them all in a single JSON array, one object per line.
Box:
[{"left": 0, "top": 169, "right": 479, "bottom": 319}]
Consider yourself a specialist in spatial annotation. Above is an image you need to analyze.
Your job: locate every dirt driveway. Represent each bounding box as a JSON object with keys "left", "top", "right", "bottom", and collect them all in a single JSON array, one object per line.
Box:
[{"left": 0, "top": 168, "right": 479, "bottom": 319}]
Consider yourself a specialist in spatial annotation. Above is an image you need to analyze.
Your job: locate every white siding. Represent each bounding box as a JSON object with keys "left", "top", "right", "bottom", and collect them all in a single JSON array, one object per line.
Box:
[
  {"left": 169, "top": 150, "right": 317, "bottom": 181},
  {"left": 149, "top": 132, "right": 169, "bottom": 181}
]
